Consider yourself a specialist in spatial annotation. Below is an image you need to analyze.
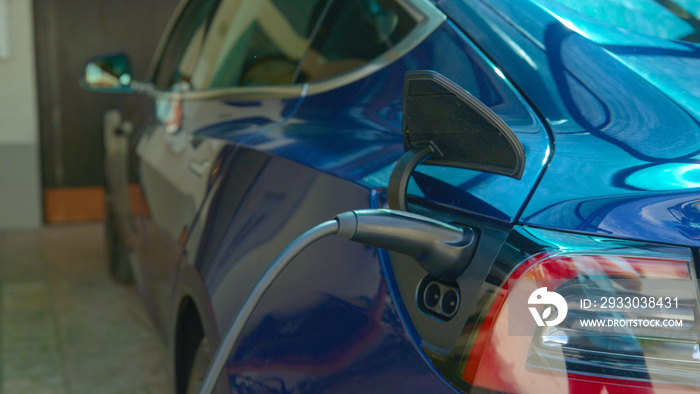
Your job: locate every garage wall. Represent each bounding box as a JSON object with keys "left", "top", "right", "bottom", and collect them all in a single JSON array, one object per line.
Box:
[
  {"left": 34, "top": 0, "right": 179, "bottom": 223},
  {"left": 0, "top": 0, "right": 41, "bottom": 229}
]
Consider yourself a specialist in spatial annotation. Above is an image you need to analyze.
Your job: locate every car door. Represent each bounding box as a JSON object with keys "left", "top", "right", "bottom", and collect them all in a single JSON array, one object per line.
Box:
[{"left": 133, "top": 0, "right": 328, "bottom": 337}]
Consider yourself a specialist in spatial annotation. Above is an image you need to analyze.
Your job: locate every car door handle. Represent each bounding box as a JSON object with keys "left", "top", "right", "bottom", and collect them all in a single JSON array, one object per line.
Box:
[{"left": 188, "top": 159, "right": 210, "bottom": 177}]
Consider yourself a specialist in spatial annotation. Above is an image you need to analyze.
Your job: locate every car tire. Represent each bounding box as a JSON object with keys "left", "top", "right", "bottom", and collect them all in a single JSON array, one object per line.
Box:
[{"left": 105, "top": 198, "right": 134, "bottom": 284}]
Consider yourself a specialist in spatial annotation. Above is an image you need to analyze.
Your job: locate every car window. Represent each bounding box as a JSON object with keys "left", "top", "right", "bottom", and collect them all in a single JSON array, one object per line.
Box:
[
  {"left": 295, "top": 0, "right": 417, "bottom": 83},
  {"left": 192, "top": 0, "right": 332, "bottom": 88},
  {"left": 152, "top": 0, "right": 221, "bottom": 90},
  {"left": 154, "top": 0, "right": 423, "bottom": 91},
  {"left": 154, "top": 0, "right": 329, "bottom": 90}
]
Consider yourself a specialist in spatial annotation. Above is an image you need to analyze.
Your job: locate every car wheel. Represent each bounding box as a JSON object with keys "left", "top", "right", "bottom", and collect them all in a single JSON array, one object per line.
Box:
[
  {"left": 186, "top": 337, "right": 212, "bottom": 394},
  {"left": 105, "top": 199, "right": 134, "bottom": 284}
]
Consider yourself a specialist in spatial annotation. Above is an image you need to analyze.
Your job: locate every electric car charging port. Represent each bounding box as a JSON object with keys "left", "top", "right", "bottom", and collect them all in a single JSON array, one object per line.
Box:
[{"left": 418, "top": 277, "right": 460, "bottom": 320}]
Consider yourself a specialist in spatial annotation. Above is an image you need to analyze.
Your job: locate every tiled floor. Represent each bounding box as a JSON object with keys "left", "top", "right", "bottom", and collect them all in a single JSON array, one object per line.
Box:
[{"left": 0, "top": 223, "right": 172, "bottom": 393}]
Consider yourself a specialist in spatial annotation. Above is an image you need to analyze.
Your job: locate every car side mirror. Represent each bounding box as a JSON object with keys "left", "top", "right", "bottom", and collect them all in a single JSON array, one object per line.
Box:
[
  {"left": 80, "top": 53, "right": 134, "bottom": 93},
  {"left": 388, "top": 70, "right": 526, "bottom": 210}
]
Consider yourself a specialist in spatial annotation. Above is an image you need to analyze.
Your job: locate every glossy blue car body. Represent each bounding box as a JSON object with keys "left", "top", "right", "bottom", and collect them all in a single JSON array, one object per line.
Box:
[
  {"left": 91, "top": 0, "right": 700, "bottom": 392},
  {"left": 442, "top": 0, "right": 700, "bottom": 246}
]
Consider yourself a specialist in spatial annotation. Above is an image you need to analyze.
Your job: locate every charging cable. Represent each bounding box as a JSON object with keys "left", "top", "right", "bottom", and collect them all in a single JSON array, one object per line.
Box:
[{"left": 199, "top": 209, "right": 477, "bottom": 394}]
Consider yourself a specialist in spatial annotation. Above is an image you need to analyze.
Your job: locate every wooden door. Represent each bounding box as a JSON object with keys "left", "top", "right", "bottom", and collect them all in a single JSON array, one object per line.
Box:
[{"left": 34, "top": 0, "right": 180, "bottom": 222}]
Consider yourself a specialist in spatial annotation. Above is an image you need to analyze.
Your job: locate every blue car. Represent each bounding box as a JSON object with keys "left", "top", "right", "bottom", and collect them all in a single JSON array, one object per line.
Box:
[{"left": 82, "top": 0, "right": 700, "bottom": 392}]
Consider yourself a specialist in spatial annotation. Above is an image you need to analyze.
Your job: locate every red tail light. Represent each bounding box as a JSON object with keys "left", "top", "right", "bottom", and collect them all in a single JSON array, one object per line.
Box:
[{"left": 462, "top": 251, "right": 700, "bottom": 393}]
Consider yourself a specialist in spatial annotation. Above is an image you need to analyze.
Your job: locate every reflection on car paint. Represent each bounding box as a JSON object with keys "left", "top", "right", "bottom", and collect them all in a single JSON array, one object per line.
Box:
[{"left": 442, "top": 0, "right": 700, "bottom": 246}]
